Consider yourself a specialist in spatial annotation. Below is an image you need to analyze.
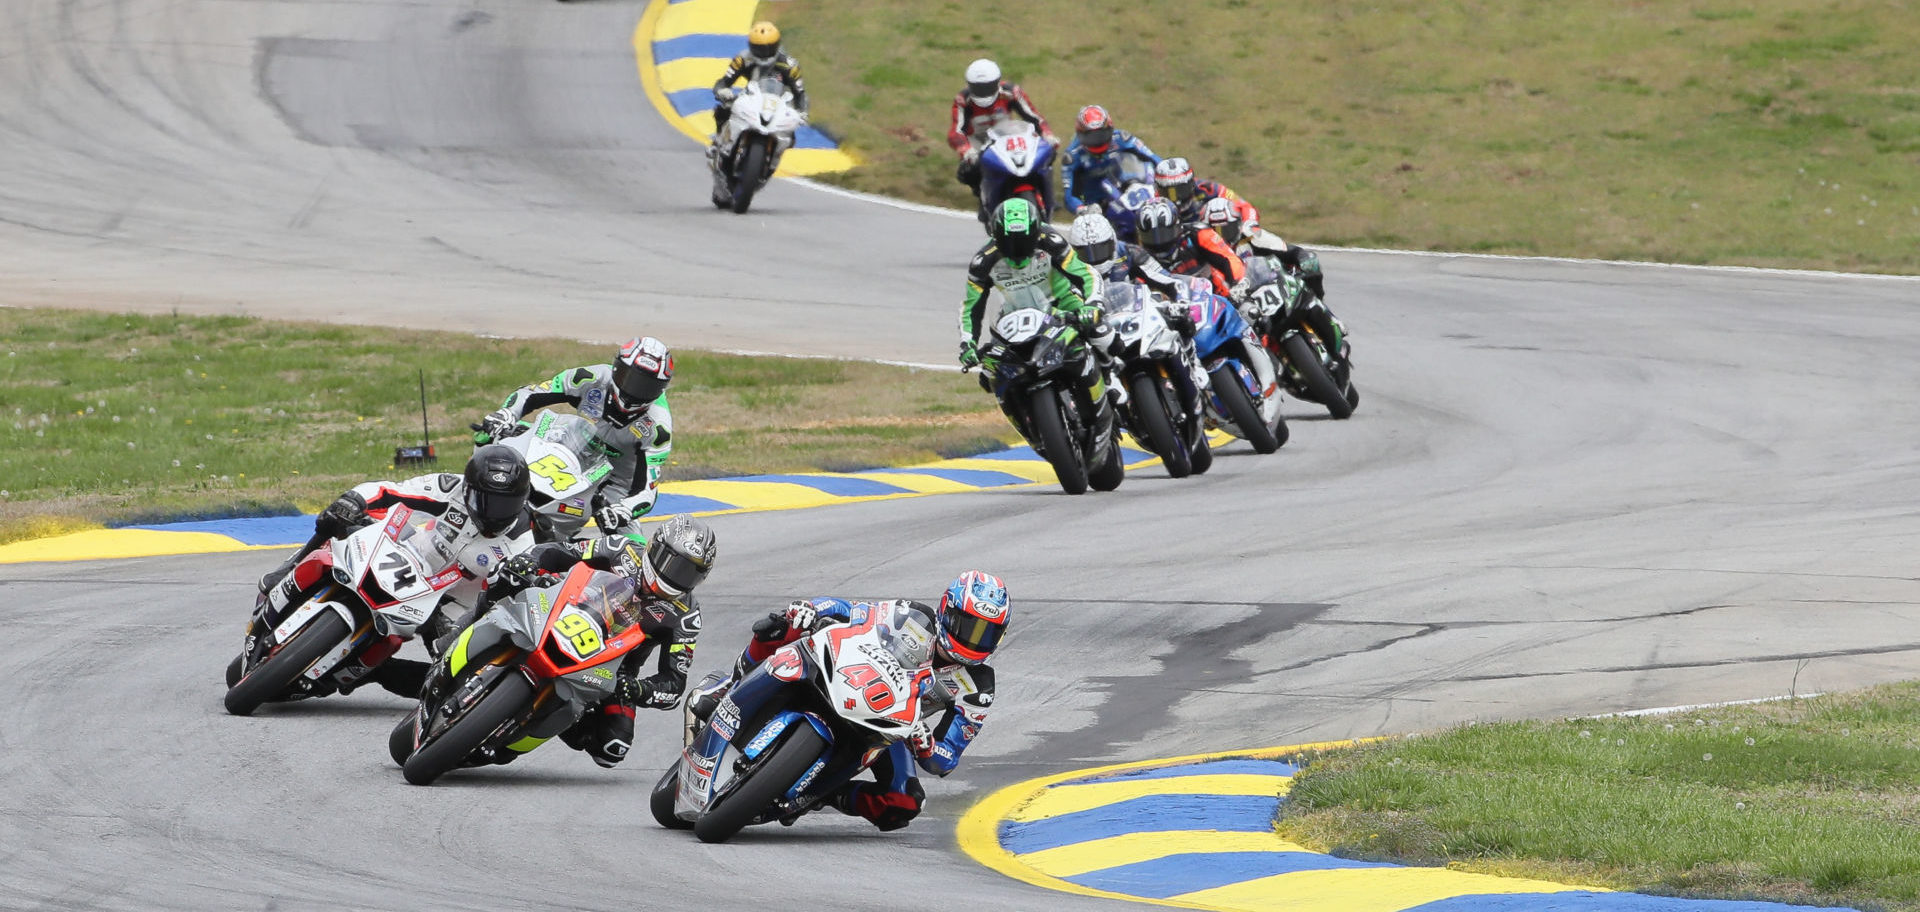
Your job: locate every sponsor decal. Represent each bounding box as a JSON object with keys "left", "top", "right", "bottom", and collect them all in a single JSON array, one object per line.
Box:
[
  {"left": 715, "top": 699, "right": 741, "bottom": 732},
  {"left": 793, "top": 758, "right": 827, "bottom": 794},
  {"left": 580, "top": 387, "right": 606, "bottom": 420},
  {"left": 710, "top": 716, "right": 736, "bottom": 741},
  {"left": 959, "top": 721, "right": 980, "bottom": 741},
  {"left": 933, "top": 744, "right": 955, "bottom": 762},
  {"left": 427, "top": 567, "right": 465, "bottom": 588},
  {"left": 687, "top": 748, "right": 717, "bottom": 773},
  {"left": 443, "top": 508, "right": 468, "bottom": 530},
  {"left": 476, "top": 553, "right": 489, "bottom": 569},
  {"left": 556, "top": 502, "right": 584, "bottom": 516},
  {"left": 745, "top": 723, "right": 782, "bottom": 755},
  {"left": 976, "top": 691, "right": 993, "bottom": 706}
]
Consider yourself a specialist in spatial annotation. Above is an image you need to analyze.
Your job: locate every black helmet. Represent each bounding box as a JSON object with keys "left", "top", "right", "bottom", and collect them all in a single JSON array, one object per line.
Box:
[
  {"left": 991, "top": 198, "right": 1042, "bottom": 263},
  {"left": 1136, "top": 198, "right": 1182, "bottom": 256},
  {"left": 639, "top": 515, "right": 718, "bottom": 598},
  {"left": 463, "top": 444, "right": 531, "bottom": 536},
  {"left": 608, "top": 336, "right": 674, "bottom": 428}
]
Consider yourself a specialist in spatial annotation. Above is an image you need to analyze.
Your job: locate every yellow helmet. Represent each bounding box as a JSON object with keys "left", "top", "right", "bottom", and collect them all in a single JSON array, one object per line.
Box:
[{"left": 748, "top": 21, "right": 780, "bottom": 60}]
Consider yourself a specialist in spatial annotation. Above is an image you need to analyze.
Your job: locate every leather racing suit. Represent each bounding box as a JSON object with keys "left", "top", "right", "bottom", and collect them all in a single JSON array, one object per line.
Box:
[
  {"left": 731, "top": 598, "right": 994, "bottom": 831},
  {"left": 472, "top": 538, "right": 701, "bottom": 767},
  {"left": 1150, "top": 226, "right": 1248, "bottom": 298},
  {"left": 711, "top": 51, "right": 808, "bottom": 135},
  {"left": 949, "top": 82, "right": 1053, "bottom": 201},
  {"left": 489, "top": 365, "right": 672, "bottom": 529},
  {"left": 1062, "top": 129, "right": 1161, "bottom": 213},
  {"left": 960, "top": 228, "right": 1121, "bottom": 431},
  {"left": 257, "top": 472, "right": 537, "bottom": 696}
]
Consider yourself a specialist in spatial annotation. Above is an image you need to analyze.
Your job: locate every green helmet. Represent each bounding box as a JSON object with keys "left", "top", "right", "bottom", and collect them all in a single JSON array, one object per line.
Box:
[{"left": 991, "top": 198, "right": 1042, "bottom": 263}]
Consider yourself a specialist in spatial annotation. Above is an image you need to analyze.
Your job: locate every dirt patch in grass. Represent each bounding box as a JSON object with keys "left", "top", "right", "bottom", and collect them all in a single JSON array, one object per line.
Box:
[
  {"left": 774, "top": 0, "right": 1920, "bottom": 273},
  {"left": 0, "top": 307, "right": 1004, "bottom": 542},
  {"left": 1278, "top": 682, "right": 1920, "bottom": 910}
]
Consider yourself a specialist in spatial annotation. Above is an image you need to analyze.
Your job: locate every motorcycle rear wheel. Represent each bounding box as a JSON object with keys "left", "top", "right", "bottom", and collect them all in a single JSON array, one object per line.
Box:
[
  {"left": 403, "top": 671, "right": 535, "bottom": 786},
  {"left": 730, "top": 141, "right": 768, "bottom": 214},
  {"left": 1028, "top": 386, "right": 1088, "bottom": 494},
  {"left": 1209, "top": 365, "right": 1281, "bottom": 454},
  {"left": 223, "top": 610, "right": 350, "bottom": 717},
  {"left": 1127, "top": 372, "right": 1190, "bottom": 478},
  {"left": 1281, "top": 334, "right": 1353, "bottom": 420},
  {"left": 694, "top": 725, "right": 826, "bottom": 844},
  {"left": 651, "top": 761, "right": 693, "bottom": 830}
]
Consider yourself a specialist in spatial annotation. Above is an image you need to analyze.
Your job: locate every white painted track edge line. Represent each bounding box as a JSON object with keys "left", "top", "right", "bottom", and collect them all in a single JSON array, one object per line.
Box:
[{"left": 782, "top": 179, "right": 1920, "bottom": 282}]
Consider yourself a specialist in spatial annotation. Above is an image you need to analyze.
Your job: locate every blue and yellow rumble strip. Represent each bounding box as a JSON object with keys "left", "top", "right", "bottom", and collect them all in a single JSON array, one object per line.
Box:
[
  {"left": 633, "top": 0, "right": 856, "bottom": 176},
  {"left": 959, "top": 746, "right": 1859, "bottom": 912},
  {"left": 0, "top": 444, "right": 1160, "bottom": 564}
]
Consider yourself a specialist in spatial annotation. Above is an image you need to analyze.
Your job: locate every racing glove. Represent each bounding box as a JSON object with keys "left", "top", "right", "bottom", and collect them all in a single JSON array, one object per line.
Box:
[
  {"left": 594, "top": 498, "right": 632, "bottom": 534},
  {"left": 316, "top": 491, "right": 369, "bottom": 538},
  {"left": 907, "top": 719, "right": 937, "bottom": 759},
  {"left": 714, "top": 86, "right": 737, "bottom": 103},
  {"left": 783, "top": 600, "right": 817, "bottom": 632},
  {"left": 491, "top": 552, "right": 538, "bottom": 595},
  {"left": 474, "top": 409, "right": 517, "bottom": 444},
  {"left": 959, "top": 340, "right": 981, "bottom": 370}
]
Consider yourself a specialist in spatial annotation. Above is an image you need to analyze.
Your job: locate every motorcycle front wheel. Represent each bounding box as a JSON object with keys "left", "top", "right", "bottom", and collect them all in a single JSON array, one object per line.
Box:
[
  {"left": 1209, "top": 364, "right": 1281, "bottom": 454},
  {"left": 1027, "top": 386, "right": 1088, "bottom": 494},
  {"left": 651, "top": 762, "right": 693, "bottom": 830},
  {"left": 1127, "top": 372, "right": 1190, "bottom": 478},
  {"left": 403, "top": 671, "right": 535, "bottom": 786},
  {"left": 223, "top": 610, "right": 351, "bottom": 716},
  {"left": 730, "top": 140, "right": 768, "bottom": 214},
  {"left": 1281, "top": 334, "right": 1353, "bottom": 420},
  {"left": 694, "top": 725, "right": 826, "bottom": 844}
]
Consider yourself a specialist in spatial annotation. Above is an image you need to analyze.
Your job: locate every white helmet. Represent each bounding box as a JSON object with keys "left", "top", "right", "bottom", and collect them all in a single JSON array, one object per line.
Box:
[
  {"left": 1067, "top": 212, "right": 1119, "bottom": 269},
  {"left": 965, "top": 59, "right": 1002, "bottom": 102}
]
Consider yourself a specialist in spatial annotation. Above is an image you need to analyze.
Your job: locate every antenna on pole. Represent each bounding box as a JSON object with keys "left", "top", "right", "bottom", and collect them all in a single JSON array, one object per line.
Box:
[{"left": 394, "top": 368, "right": 439, "bottom": 467}]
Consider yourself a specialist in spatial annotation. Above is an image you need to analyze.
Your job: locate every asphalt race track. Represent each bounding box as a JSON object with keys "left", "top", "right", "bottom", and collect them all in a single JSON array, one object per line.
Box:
[{"left": 4, "top": 1, "right": 1920, "bottom": 910}]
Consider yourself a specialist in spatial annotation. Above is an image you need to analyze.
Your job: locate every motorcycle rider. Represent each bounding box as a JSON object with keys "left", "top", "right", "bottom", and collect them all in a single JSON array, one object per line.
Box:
[
  {"left": 1137, "top": 197, "right": 1249, "bottom": 299},
  {"left": 473, "top": 337, "right": 675, "bottom": 540},
  {"left": 253, "top": 444, "right": 537, "bottom": 694},
  {"left": 1067, "top": 211, "right": 1185, "bottom": 304},
  {"left": 686, "top": 571, "right": 1009, "bottom": 832},
  {"left": 709, "top": 22, "right": 808, "bottom": 141},
  {"left": 1203, "top": 195, "right": 1329, "bottom": 301},
  {"left": 948, "top": 58, "right": 1055, "bottom": 214},
  {"left": 960, "top": 198, "right": 1123, "bottom": 429},
  {"left": 1203, "top": 197, "right": 1351, "bottom": 381},
  {"left": 1062, "top": 105, "right": 1161, "bottom": 216},
  {"left": 466, "top": 515, "right": 717, "bottom": 768},
  {"left": 1154, "top": 157, "right": 1260, "bottom": 231}
]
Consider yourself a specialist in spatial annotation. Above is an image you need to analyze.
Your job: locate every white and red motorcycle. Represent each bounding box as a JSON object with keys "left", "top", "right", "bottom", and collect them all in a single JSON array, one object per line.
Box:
[
  {"left": 651, "top": 600, "right": 937, "bottom": 843},
  {"left": 223, "top": 505, "right": 486, "bottom": 715}
]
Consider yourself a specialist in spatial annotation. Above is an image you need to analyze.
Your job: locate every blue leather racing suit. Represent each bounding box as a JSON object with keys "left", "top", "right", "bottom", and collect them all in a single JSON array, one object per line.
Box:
[{"left": 1063, "top": 129, "right": 1161, "bottom": 212}]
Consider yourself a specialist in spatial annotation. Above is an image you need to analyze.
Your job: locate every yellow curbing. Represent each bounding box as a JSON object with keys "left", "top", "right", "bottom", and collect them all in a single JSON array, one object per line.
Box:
[
  {"left": 955, "top": 741, "right": 1363, "bottom": 909},
  {"left": 631, "top": 0, "right": 858, "bottom": 176},
  {"left": 0, "top": 528, "right": 285, "bottom": 564},
  {"left": 633, "top": 0, "right": 707, "bottom": 146}
]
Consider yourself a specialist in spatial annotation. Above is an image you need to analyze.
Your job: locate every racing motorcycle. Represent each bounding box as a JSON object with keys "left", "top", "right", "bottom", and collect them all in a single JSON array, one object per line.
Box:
[
  {"left": 977, "top": 286, "right": 1124, "bottom": 495},
  {"left": 652, "top": 599, "right": 937, "bottom": 843},
  {"left": 1242, "top": 258, "right": 1358, "bottom": 419},
  {"left": 224, "top": 505, "right": 474, "bottom": 716},
  {"left": 387, "top": 565, "right": 651, "bottom": 785},
  {"left": 1103, "top": 180, "right": 1159, "bottom": 244},
  {"left": 480, "top": 411, "right": 618, "bottom": 543},
  {"left": 1103, "top": 282, "right": 1212, "bottom": 478},
  {"left": 1177, "top": 276, "right": 1286, "bottom": 453},
  {"left": 711, "top": 76, "right": 804, "bottom": 214},
  {"left": 976, "top": 120, "right": 1056, "bottom": 219}
]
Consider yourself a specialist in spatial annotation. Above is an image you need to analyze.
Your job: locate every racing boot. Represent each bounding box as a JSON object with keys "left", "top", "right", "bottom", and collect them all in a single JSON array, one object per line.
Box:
[
  {"left": 367, "top": 658, "right": 430, "bottom": 699},
  {"left": 683, "top": 671, "right": 734, "bottom": 746}
]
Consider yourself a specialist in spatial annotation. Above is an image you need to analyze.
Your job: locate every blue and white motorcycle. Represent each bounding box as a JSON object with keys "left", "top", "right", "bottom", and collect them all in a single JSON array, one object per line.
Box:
[
  {"left": 652, "top": 600, "right": 938, "bottom": 844},
  {"left": 1176, "top": 275, "right": 1287, "bottom": 453},
  {"left": 976, "top": 120, "right": 1057, "bottom": 219}
]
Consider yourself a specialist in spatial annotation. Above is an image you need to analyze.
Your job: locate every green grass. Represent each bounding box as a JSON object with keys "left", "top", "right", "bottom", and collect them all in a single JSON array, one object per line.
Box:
[
  {"left": 1278, "top": 683, "right": 1920, "bottom": 910},
  {"left": 774, "top": 0, "right": 1920, "bottom": 273},
  {"left": 0, "top": 307, "right": 1003, "bottom": 543}
]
